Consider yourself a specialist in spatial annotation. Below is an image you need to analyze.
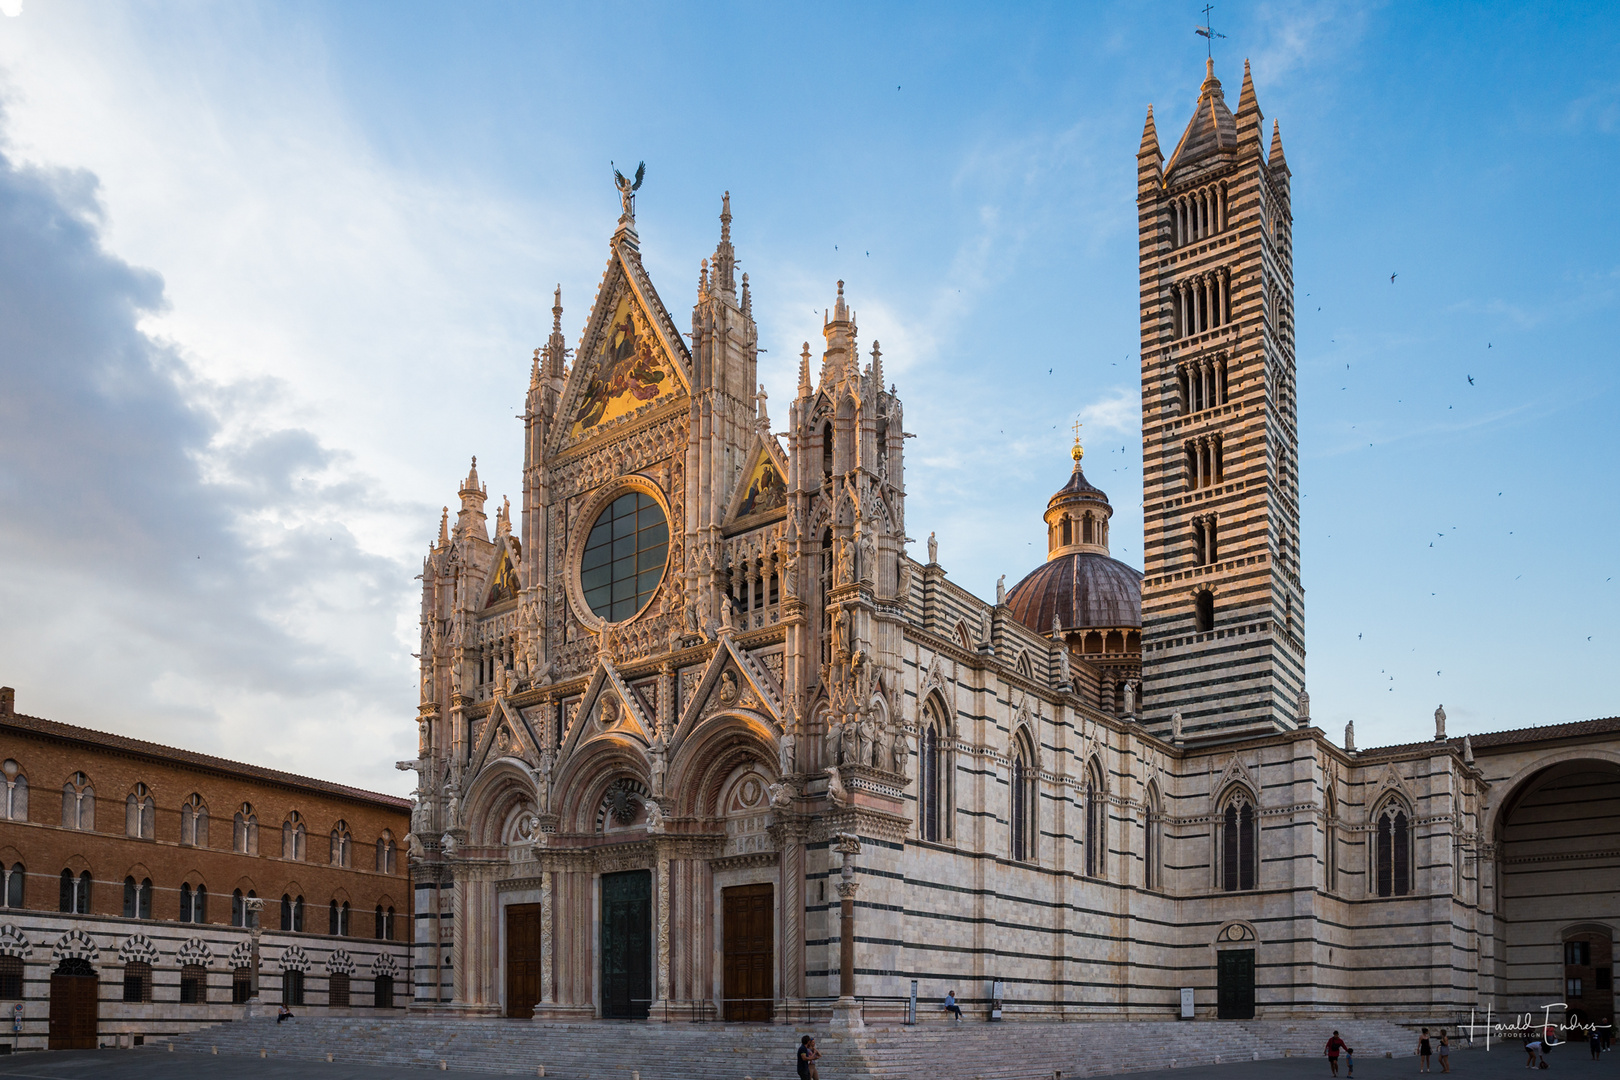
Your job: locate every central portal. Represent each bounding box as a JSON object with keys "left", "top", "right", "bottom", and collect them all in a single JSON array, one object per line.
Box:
[
  {"left": 722, "top": 882, "right": 774, "bottom": 1021},
  {"left": 600, "top": 869, "right": 651, "bottom": 1019},
  {"left": 505, "top": 903, "right": 543, "bottom": 1019}
]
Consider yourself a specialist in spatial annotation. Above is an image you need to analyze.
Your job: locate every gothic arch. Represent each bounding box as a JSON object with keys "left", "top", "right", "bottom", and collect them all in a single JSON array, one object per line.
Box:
[
  {"left": 0, "top": 925, "right": 32, "bottom": 959},
  {"left": 463, "top": 758, "right": 538, "bottom": 848},
  {"left": 669, "top": 712, "right": 779, "bottom": 820},
  {"left": 551, "top": 735, "right": 651, "bottom": 833}
]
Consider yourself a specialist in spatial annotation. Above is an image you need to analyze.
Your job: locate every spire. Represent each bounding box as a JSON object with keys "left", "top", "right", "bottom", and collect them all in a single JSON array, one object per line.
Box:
[
  {"left": 462, "top": 456, "right": 481, "bottom": 496},
  {"left": 741, "top": 271, "right": 752, "bottom": 318},
  {"left": 712, "top": 191, "right": 736, "bottom": 296},
  {"left": 699, "top": 257, "right": 710, "bottom": 300},
  {"left": 1138, "top": 104, "right": 1161, "bottom": 160},
  {"left": 1236, "top": 58, "right": 1260, "bottom": 118},
  {"left": 438, "top": 506, "right": 449, "bottom": 546},
  {"left": 821, "top": 281, "right": 854, "bottom": 383},
  {"left": 544, "top": 286, "right": 568, "bottom": 380},
  {"left": 798, "top": 342, "right": 812, "bottom": 399},
  {"left": 1269, "top": 119, "right": 1290, "bottom": 178},
  {"left": 1165, "top": 57, "right": 1237, "bottom": 176},
  {"left": 870, "top": 340, "right": 883, "bottom": 392}
]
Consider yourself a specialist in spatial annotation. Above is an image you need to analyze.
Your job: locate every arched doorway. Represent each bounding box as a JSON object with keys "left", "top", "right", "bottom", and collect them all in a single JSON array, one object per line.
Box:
[
  {"left": 48, "top": 957, "right": 98, "bottom": 1049},
  {"left": 1494, "top": 758, "right": 1620, "bottom": 1019}
]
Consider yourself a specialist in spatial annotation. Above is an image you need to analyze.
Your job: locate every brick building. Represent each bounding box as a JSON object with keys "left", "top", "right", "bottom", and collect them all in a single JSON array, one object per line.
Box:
[{"left": 0, "top": 686, "right": 412, "bottom": 1050}]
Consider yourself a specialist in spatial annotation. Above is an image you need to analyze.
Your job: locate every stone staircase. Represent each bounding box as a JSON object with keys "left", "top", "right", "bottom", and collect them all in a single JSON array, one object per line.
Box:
[{"left": 158, "top": 1015, "right": 1421, "bottom": 1079}]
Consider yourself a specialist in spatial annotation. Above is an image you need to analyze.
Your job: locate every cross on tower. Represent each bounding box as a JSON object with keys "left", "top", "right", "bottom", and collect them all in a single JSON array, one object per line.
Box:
[
  {"left": 1071, "top": 418, "right": 1084, "bottom": 461},
  {"left": 1195, "top": 4, "right": 1226, "bottom": 60}
]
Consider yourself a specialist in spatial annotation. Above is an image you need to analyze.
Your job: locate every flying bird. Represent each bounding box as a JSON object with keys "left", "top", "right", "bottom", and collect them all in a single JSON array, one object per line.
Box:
[
  {"left": 1467, "top": 375, "right": 1475, "bottom": 385},
  {"left": 1390, "top": 272, "right": 1397, "bottom": 283}
]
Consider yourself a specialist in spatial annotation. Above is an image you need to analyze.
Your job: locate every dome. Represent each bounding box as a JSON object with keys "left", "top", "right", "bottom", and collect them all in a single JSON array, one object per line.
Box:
[{"left": 1006, "top": 551, "right": 1143, "bottom": 635}]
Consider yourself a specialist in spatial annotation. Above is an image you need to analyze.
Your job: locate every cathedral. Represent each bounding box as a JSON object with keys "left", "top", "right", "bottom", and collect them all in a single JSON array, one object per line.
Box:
[{"left": 404, "top": 59, "right": 1619, "bottom": 1026}]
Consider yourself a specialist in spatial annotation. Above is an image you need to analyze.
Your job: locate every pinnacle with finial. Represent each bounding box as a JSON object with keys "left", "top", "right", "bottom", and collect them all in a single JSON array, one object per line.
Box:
[{"left": 1071, "top": 419, "right": 1084, "bottom": 462}]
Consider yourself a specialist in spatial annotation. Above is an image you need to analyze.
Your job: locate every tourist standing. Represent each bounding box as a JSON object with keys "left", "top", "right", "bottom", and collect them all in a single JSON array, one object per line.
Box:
[
  {"left": 1327, "top": 1031, "right": 1348, "bottom": 1076},
  {"left": 1437, "top": 1030, "right": 1450, "bottom": 1073},
  {"left": 797, "top": 1035, "right": 819, "bottom": 1080},
  {"left": 1419, "top": 1028, "right": 1433, "bottom": 1072},
  {"left": 1592, "top": 1026, "right": 1603, "bottom": 1061},
  {"left": 1346, "top": 1046, "right": 1355, "bottom": 1078}
]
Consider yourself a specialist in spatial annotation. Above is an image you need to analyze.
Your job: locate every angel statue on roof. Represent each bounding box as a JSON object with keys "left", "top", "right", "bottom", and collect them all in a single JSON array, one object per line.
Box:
[{"left": 612, "top": 160, "right": 645, "bottom": 219}]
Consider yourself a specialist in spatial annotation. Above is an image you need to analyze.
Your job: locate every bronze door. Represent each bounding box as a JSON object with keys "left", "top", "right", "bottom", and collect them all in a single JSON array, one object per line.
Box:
[
  {"left": 1216, "top": 949, "right": 1255, "bottom": 1019},
  {"left": 723, "top": 882, "right": 774, "bottom": 1022},
  {"left": 506, "top": 902, "right": 544, "bottom": 1019},
  {"left": 49, "top": 958, "right": 98, "bottom": 1049},
  {"left": 600, "top": 870, "right": 651, "bottom": 1019}
]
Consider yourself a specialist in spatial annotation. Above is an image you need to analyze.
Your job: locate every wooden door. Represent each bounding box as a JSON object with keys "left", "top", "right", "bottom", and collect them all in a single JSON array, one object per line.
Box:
[
  {"left": 506, "top": 902, "right": 544, "bottom": 1019},
  {"left": 600, "top": 870, "right": 651, "bottom": 1019},
  {"left": 723, "top": 882, "right": 774, "bottom": 1022},
  {"left": 1216, "top": 949, "right": 1255, "bottom": 1019},
  {"left": 49, "top": 959, "right": 98, "bottom": 1050}
]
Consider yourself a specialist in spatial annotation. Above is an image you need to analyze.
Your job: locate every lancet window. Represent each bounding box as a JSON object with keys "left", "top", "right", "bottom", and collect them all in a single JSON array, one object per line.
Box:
[
  {"left": 1219, "top": 790, "right": 1258, "bottom": 891},
  {"left": 919, "top": 698, "right": 953, "bottom": 843},
  {"left": 234, "top": 804, "right": 258, "bottom": 854},
  {"left": 282, "top": 811, "right": 307, "bottom": 861},
  {"left": 61, "top": 773, "right": 94, "bottom": 831},
  {"left": 1374, "top": 798, "right": 1412, "bottom": 897},
  {"left": 122, "top": 875, "right": 153, "bottom": 919},
  {"left": 125, "top": 784, "right": 155, "bottom": 839},
  {"left": 1010, "top": 729, "right": 1037, "bottom": 863},
  {"left": 329, "top": 820, "right": 352, "bottom": 867},
  {"left": 1183, "top": 434, "right": 1224, "bottom": 490},
  {"left": 58, "top": 869, "right": 91, "bottom": 913},
  {"left": 2, "top": 760, "right": 26, "bottom": 821},
  {"left": 1171, "top": 269, "right": 1232, "bottom": 338},
  {"left": 1083, "top": 758, "right": 1105, "bottom": 878},
  {"left": 1178, "top": 357, "right": 1229, "bottom": 414},
  {"left": 181, "top": 793, "right": 208, "bottom": 847}
]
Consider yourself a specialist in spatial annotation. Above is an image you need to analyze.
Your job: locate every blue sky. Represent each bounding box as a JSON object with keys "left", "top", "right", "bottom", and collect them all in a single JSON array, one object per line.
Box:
[{"left": 0, "top": 2, "right": 1614, "bottom": 791}]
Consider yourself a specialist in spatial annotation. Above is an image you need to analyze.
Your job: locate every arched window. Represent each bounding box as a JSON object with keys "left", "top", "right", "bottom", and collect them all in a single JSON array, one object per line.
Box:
[
  {"left": 123, "top": 876, "right": 152, "bottom": 919},
  {"left": 232, "top": 888, "right": 258, "bottom": 928},
  {"left": 180, "top": 964, "right": 207, "bottom": 1004},
  {"left": 1220, "top": 792, "right": 1258, "bottom": 891},
  {"left": 921, "top": 724, "right": 941, "bottom": 842},
  {"left": 374, "top": 973, "right": 395, "bottom": 1008},
  {"left": 385, "top": 906, "right": 396, "bottom": 940},
  {"left": 376, "top": 831, "right": 397, "bottom": 874},
  {"left": 1061, "top": 517, "right": 1072, "bottom": 546},
  {"left": 821, "top": 421, "right": 834, "bottom": 480},
  {"left": 59, "top": 869, "right": 91, "bottom": 914},
  {"left": 194, "top": 883, "right": 208, "bottom": 923},
  {"left": 234, "top": 803, "right": 257, "bottom": 854},
  {"left": 3, "top": 760, "right": 27, "bottom": 821},
  {"left": 181, "top": 794, "right": 208, "bottom": 848},
  {"left": 1324, "top": 787, "right": 1338, "bottom": 894},
  {"left": 329, "top": 820, "right": 351, "bottom": 867},
  {"left": 181, "top": 882, "right": 192, "bottom": 921},
  {"left": 283, "top": 969, "right": 304, "bottom": 1006},
  {"left": 1144, "top": 784, "right": 1162, "bottom": 891},
  {"left": 232, "top": 967, "right": 252, "bottom": 1004},
  {"left": 283, "top": 812, "right": 306, "bottom": 860},
  {"left": 1375, "top": 800, "right": 1412, "bottom": 897},
  {"left": 122, "top": 960, "right": 152, "bottom": 1003},
  {"left": 1010, "top": 730, "right": 1036, "bottom": 863},
  {"left": 60, "top": 773, "right": 94, "bottom": 831},
  {"left": 1194, "top": 590, "right": 1215, "bottom": 633},
  {"left": 375, "top": 904, "right": 385, "bottom": 939},
  {"left": 281, "top": 893, "right": 293, "bottom": 931},
  {"left": 2, "top": 863, "right": 23, "bottom": 909},
  {"left": 1084, "top": 759, "right": 1105, "bottom": 878},
  {"left": 329, "top": 971, "right": 351, "bottom": 1008},
  {"left": 0, "top": 955, "right": 21, "bottom": 999},
  {"left": 125, "top": 783, "right": 155, "bottom": 839}
]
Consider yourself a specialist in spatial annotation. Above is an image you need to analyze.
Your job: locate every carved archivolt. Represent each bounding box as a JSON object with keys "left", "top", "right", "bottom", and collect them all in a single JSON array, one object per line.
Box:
[
  {"left": 372, "top": 952, "right": 399, "bottom": 977},
  {"left": 325, "top": 948, "right": 355, "bottom": 975}
]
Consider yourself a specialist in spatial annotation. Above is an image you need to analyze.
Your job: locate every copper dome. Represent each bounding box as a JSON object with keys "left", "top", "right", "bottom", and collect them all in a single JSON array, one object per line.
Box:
[{"left": 1005, "top": 551, "right": 1143, "bottom": 635}]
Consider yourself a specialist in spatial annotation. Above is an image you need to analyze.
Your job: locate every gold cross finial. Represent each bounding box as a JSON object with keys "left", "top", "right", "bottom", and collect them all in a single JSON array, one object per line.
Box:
[{"left": 1071, "top": 419, "right": 1084, "bottom": 462}]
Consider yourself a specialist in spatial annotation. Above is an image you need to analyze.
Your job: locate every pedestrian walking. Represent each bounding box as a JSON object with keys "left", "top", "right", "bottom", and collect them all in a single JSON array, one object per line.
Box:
[
  {"left": 1438, "top": 1030, "right": 1451, "bottom": 1073},
  {"left": 1346, "top": 1046, "right": 1355, "bottom": 1078},
  {"left": 1592, "top": 1026, "right": 1603, "bottom": 1061},
  {"left": 1327, "top": 1031, "right": 1348, "bottom": 1076},
  {"left": 943, "top": 990, "right": 963, "bottom": 1023},
  {"left": 1420, "top": 1028, "right": 1433, "bottom": 1073},
  {"left": 797, "top": 1035, "right": 820, "bottom": 1080}
]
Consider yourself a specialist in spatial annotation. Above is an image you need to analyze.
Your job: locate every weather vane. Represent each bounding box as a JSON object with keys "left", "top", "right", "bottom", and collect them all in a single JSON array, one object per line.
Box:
[{"left": 1195, "top": 4, "right": 1226, "bottom": 60}]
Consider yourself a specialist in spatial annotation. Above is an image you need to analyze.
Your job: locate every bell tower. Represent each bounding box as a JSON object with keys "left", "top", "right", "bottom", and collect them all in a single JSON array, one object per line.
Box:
[{"left": 1137, "top": 58, "right": 1304, "bottom": 740}]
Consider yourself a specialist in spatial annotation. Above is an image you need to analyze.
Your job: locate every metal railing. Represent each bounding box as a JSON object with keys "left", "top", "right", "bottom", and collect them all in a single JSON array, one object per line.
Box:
[{"left": 625, "top": 995, "right": 922, "bottom": 1025}]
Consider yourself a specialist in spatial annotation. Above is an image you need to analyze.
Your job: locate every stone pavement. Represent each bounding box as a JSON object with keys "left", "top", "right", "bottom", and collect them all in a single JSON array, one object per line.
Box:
[{"left": 0, "top": 1033, "right": 1610, "bottom": 1080}]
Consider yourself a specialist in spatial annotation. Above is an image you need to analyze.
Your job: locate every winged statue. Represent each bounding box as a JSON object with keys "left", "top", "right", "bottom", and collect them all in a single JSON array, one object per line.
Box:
[{"left": 612, "top": 160, "right": 645, "bottom": 219}]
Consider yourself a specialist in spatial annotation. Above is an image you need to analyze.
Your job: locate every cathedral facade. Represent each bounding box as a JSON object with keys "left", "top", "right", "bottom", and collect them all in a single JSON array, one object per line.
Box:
[{"left": 404, "top": 61, "right": 1619, "bottom": 1026}]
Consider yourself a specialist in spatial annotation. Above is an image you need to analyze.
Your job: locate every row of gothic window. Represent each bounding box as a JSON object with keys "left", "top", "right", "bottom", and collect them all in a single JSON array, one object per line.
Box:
[
  {"left": 0, "top": 960, "right": 396, "bottom": 1009},
  {"left": 913, "top": 718, "right": 1416, "bottom": 897},
  {"left": 7, "top": 763, "right": 398, "bottom": 871},
  {"left": 1169, "top": 183, "right": 1230, "bottom": 248}
]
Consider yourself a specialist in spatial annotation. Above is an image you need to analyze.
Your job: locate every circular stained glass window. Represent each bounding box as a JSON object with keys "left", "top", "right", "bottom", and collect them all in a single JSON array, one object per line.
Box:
[{"left": 581, "top": 491, "right": 669, "bottom": 623}]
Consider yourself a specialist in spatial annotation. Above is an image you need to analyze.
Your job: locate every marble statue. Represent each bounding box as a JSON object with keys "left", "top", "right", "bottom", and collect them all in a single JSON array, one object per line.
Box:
[
  {"left": 1434, "top": 704, "right": 1447, "bottom": 741},
  {"left": 927, "top": 531, "right": 937, "bottom": 563}
]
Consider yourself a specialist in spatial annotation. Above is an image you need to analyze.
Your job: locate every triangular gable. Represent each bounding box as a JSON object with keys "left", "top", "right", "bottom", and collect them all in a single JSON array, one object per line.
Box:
[
  {"left": 552, "top": 241, "right": 692, "bottom": 454},
  {"left": 556, "top": 660, "right": 654, "bottom": 765},
  {"left": 469, "top": 697, "right": 545, "bottom": 778},
  {"left": 670, "top": 637, "right": 785, "bottom": 755},
  {"left": 1212, "top": 754, "right": 1260, "bottom": 806},
  {"left": 723, "top": 436, "right": 790, "bottom": 529},
  {"left": 483, "top": 544, "right": 520, "bottom": 609}
]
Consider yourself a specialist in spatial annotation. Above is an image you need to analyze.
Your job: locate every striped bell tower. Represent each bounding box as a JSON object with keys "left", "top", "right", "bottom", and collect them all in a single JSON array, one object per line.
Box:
[{"left": 1136, "top": 58, "right": 1304, "bottom": 741}]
